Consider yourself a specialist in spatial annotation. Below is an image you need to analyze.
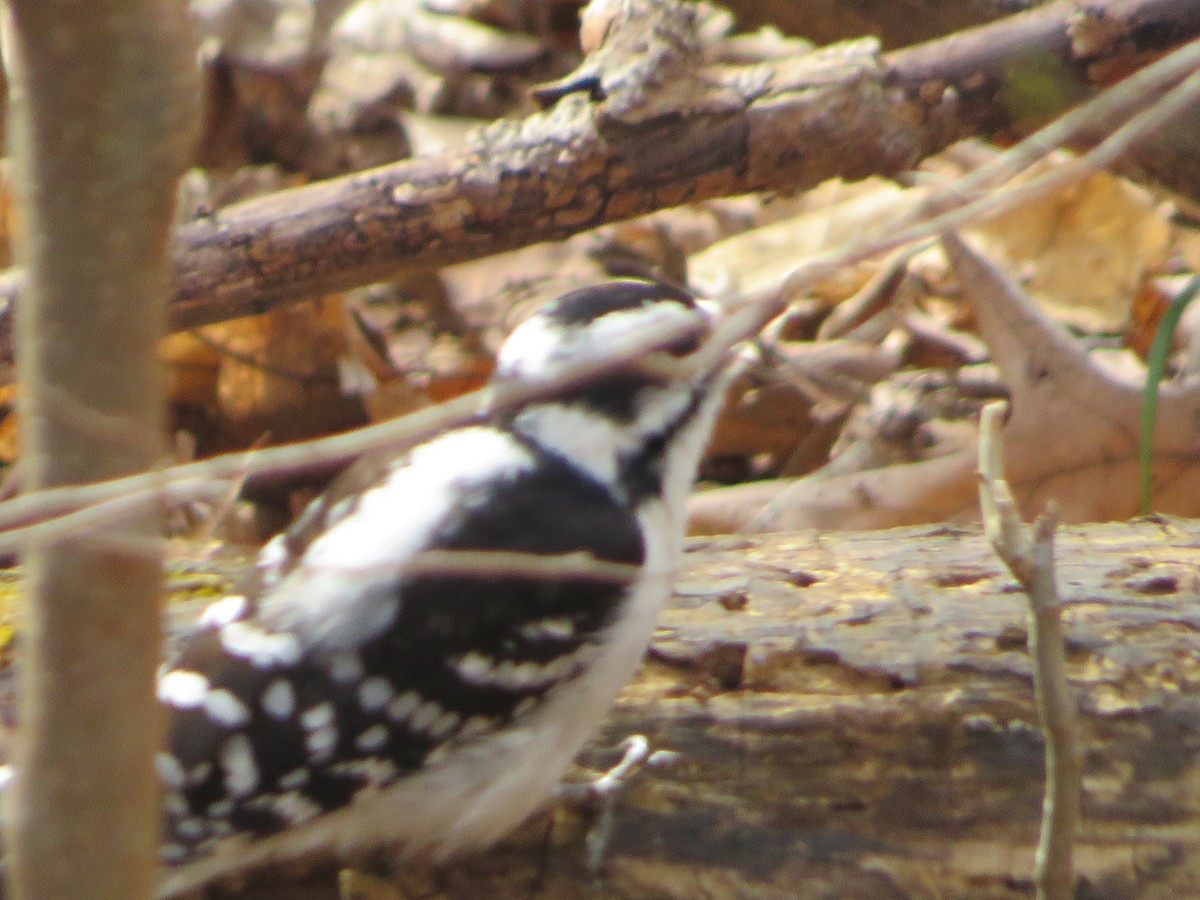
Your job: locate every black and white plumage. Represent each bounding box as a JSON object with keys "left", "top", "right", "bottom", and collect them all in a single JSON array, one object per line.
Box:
[{"left": 152, "top": 279, "right": 734, "bottom": 897}]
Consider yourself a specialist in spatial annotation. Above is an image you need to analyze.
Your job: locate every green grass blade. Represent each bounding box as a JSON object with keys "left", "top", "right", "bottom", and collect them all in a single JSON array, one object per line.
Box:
[{"left": 1141, "top": 275, "right": 1200, "bottom": 513}]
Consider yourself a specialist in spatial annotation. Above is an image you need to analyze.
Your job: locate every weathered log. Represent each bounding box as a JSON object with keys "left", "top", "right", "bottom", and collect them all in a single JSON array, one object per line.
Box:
[{"left": 222, "top": 518, "right": 1200, "bottom": 899}]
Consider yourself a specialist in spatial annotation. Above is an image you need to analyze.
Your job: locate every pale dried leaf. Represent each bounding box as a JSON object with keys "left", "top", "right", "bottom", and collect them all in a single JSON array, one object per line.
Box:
[
  {"left": 161, "top": 332, "right": 223, "bottom": 408},
  {"left": 688, "top": 451, "right": 978, "bottom": 534},
  {"left": 690, "top": 235, "right": 1200, "bottom": 533},
  {"left": 947, "top": 233, "right": 1200, "bottom": 520},
  {"left": 969, "top": 163, "right": 1171, "bottom": 331},
  {"left": 688, "top": 179, "right": 926, "bottom": 301}
]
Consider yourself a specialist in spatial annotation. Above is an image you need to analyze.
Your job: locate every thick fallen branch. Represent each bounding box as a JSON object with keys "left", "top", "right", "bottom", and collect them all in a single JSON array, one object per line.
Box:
[
  {"left": 725, "top": 0, "right": 1039, "bottom": 49},
  {"left": 207, "top": 519, "right": 1200, "bottom": 898},
  {"left": 0, "top": 0, "right": 1194, "bottom": 375}
]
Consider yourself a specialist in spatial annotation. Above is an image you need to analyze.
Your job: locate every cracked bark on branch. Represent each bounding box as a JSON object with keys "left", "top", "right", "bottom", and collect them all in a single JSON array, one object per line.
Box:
[{"left": 0, "top": 0, "right": 1193, "bottom": 375}]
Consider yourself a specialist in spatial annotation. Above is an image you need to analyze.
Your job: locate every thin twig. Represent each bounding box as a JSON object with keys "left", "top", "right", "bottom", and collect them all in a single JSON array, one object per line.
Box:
[
  {"left": 0, "top": 477, "right": 231, "bottom": 554},
  {"left": 769, "top": 40, "right": 1200, "bottom": 309},
  {"left": 918, "top": 39, "right": 1200, "bottom": 213},
  {"left": 309, "top": 549, "right": 642, "bottom": 584},
  {"left": 977, "top": 400, "right": 1082, "bottom": 900}
]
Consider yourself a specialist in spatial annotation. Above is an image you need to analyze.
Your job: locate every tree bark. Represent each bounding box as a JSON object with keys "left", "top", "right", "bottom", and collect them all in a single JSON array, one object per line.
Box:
[
  {"left": 208, "top": 519, "right": 1200, "bottom": 899},
  {"left": 722, "top": 0, "right": 1049, "bottom": 50},
  {"left": 3, "top": 3, "right": 198, "bottom": 899}
]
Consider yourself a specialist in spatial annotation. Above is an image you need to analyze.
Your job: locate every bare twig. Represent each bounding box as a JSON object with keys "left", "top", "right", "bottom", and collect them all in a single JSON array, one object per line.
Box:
[
  {"left": 976, "top": 400, "right": 1082, "bottom": 900},
  {"left": 191, "top": 433, "right": 272, "bottom": 549},
  {"left": 2, "top": 477, "right": 231, "bottom": 554},
  {"left": 316, "top": 549, "right": 641, "bottom": 584}
]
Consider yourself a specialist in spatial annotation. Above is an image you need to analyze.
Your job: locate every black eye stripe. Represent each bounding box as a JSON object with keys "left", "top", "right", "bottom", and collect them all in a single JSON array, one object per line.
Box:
[
  {"left": 661, "top": 324, "right": 708, "bottom": 357},
  {"left": 541, "top": 279, "right": 697, "bottom": 326}
]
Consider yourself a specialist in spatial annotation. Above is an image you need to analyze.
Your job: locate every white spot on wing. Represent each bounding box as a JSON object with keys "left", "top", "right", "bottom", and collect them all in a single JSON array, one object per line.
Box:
[
  {"left": 220, "top": 622, "right": 301, "bottom": 668},
  {"left": 430, "top": 709, "right": 461, "bottom": 739},
  {"left": 261, "top": 678, "right": 296, "bottom": 720},
  {"left": 357, "top": 676, "right": 392, "bottom": 712},
  {"left": 332, "top": 757, "right": 397, "bottom": 788},
  {"left": 386, "top": 691, "right": 419, "bottom": 723},
  {"left": 206, "top": 799, "right": 234, "bottom": 818},
  {"left": 458, "top": 715, "right": 495, "bottom": 738},
  {"left": 300, "top": 702, "right": 335, "bottom": 732},
  {"left": 410, "top": 700, "right": 442, "bottom": 733},
  {"left": 199, "top": 594, "right": 248, "bottom": 628},
  {"left": 158, "top": 670, "right": 210, "bottom": 708},
  {"left": 450, "top": 650, "right": 581, "bottom": 690},
  {"left": 204, "top": 688, "right": 251, "bottom": 727},
  {"left": 306, "top": 725, "right": 338, "bottom": 761},
  {"left": 453, "top": 651, "right": 490, "bottom": 682},
  {"left": 354, "top": 723, "right": 389, "bottom": 752},
  {"left": 186, "top": 762, "right": 212, "bottom": 787},
  {"left": 164, "top": 790, "right": 189, "bottom": 817},
  {"left": 273, "top": 790, "right": 322, "bottom": 824},
  {"left": 327, "top": 651, "right": 363, "bottom": 684},
  {"left": 156, "top": 752, "right": 186, "bottom": 789},
  {"left": 220, "top": 734, "right": 259, "bottom": 799},
  {"left": 519, "top": 616, "right": 576, "bottom": 641},
  {"left": 161, "top": 843, "right": 187, "bottom": 864},
  {"left": 278, "top": 767, "right": 310, "bottom": 790},
  {"left": 177, "top": 818, "right": 204, "bottom": 839}
]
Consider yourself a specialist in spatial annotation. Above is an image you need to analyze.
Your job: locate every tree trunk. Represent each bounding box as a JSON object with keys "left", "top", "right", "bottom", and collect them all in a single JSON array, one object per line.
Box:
[{"left": 3, "top": 2, "right": 198, "bottom": 898}]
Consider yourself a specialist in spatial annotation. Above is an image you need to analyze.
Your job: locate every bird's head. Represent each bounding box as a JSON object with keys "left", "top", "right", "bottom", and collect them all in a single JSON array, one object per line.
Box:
[{"left": 493, "top": 279, "right": 732, "bottom": 509}]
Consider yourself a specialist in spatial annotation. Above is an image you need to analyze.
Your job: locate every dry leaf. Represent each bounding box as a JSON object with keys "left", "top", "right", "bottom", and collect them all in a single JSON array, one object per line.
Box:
[
  {"left": 204, "top": 296, "right": 367, "bottom": 446},
  {"left": 161, "top": 331, "right": 223, "bottom": 408},
  {"left": 688, "top": 178, "right": 926, "bottom": 301},
  {"left": 969, "top": 163, "right": 1171, "bottom": 332},
  {"left": 0, "top": 159, "right": 15, "bottom": 270},
  {"left": 946, "top": 233, "right": 1200, "bottom": 520},
  {"left": 689, "top": 234, "right": 1200, "bottom": 534},
  {"left": 0, "top": 384, "right": 19, "bottom": 464},
  {"left": 1124, "top": 278, "right": 1173, "bottom": 361}
]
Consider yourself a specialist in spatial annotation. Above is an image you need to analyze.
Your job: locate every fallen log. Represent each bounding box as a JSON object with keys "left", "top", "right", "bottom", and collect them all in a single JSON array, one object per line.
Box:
[{"left": 223, "top": 518, "right": 1200, "bottom": 898}]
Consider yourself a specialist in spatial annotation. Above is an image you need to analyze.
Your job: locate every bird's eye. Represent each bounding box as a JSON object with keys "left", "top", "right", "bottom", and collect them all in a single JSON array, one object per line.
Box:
[
  {"left": 659, "top": 319, "right": 711, "bottom": 357},
  {"left": 662, "top": 333, "right": 702, "bottom": 357}
]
